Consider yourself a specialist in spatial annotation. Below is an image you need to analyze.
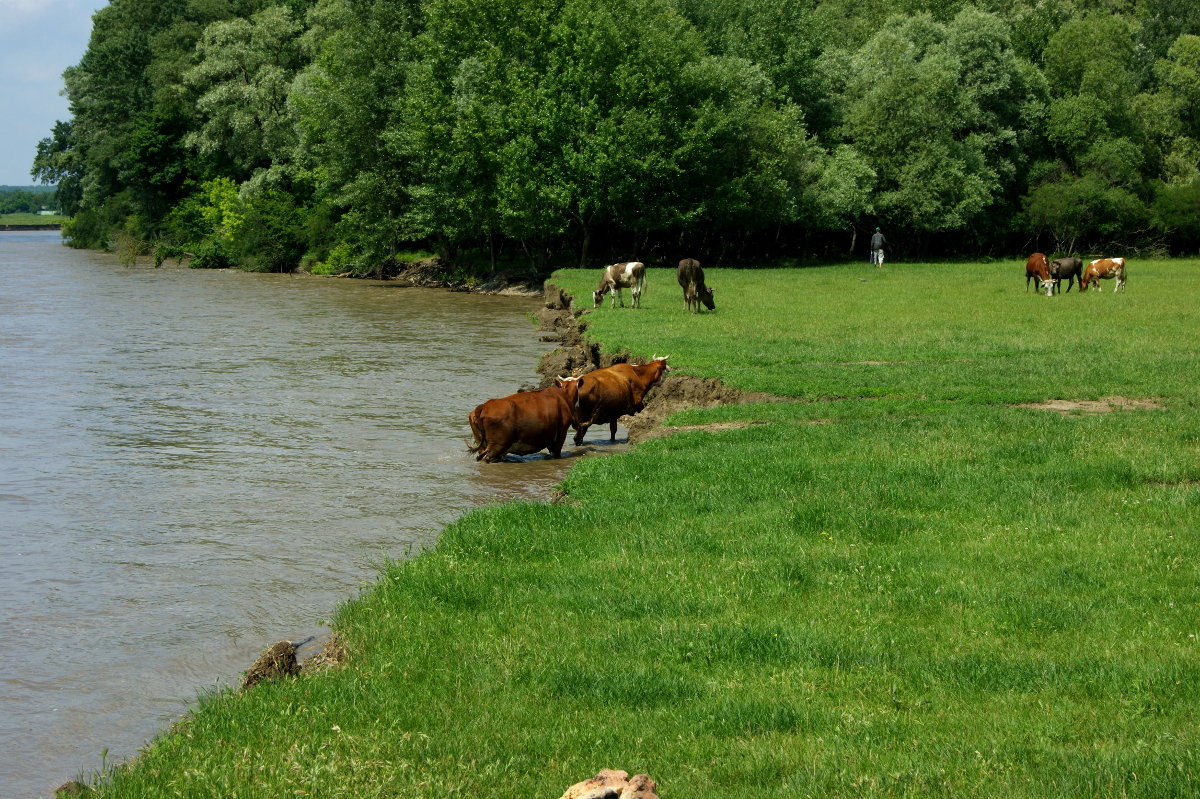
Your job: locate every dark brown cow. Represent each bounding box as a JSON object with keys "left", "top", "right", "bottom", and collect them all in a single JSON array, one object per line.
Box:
[
  {"left": 1049, "top": 256, "right": 1083, "bottom": 293},
  {"left": 1025, "top": 252, "right": 1052, "bottom": 294},
  {"left": 676, "top": 258, "right": 715, "bottom": 313},
  {"left": 1081, "top": 257, "right": 1127, "bottom": 292},
  {"left": 468, "top": 376, "right": 584, "bottom": 462},
  {"left": 572, "top": 356, "right": 669, "bottom": 445}
]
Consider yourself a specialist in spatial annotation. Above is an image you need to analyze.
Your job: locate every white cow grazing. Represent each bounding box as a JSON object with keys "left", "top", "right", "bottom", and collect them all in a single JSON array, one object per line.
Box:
[{"left": 593, "top": 261, "right": 646, "bottom": 308}]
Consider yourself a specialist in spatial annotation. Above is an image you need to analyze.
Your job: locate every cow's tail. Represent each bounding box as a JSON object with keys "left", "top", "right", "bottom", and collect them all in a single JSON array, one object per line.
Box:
[{"left": 467, "top": 410, "right": 485, "bottom": 455}]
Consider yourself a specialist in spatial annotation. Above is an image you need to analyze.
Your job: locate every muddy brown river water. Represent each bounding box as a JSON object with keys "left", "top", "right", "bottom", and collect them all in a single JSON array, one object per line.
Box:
[{"left": 0, "top": 231, "right": 580, "bottom": 797}]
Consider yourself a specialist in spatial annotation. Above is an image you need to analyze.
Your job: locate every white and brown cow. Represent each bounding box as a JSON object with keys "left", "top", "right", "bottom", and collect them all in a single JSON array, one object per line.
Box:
[
  {"left": 593, "top": 261, "right": 646, "bottom": 308},
  {"left": 1081, "top": 257, "right": 1126, "bottom": 292},
  {"left": 1025, "top": 252, "right": 1051, "bottom": 293}
]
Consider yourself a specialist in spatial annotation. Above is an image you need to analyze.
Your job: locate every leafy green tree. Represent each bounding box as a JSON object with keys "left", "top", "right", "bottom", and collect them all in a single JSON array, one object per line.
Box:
[
  {"left": 290, "top": 0, "right": 425, "bottom": 271},
  {"left": 1151, "top": 179, "right": 1200, "bottom": 250},
  {"left": 841, "top": 10, "right": 1035, "bottom": 235},
  {"left": 184, "top": 5, "right": 307, "bottom": 187}
]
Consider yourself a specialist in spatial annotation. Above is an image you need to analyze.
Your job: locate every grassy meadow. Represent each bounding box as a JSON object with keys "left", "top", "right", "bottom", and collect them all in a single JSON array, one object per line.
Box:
[
  {"left": 0, "top": 212, "right": 65, "bottom": 225},
  {"left": 90, "top": 260, "right": 1198, "bottom": 798}
]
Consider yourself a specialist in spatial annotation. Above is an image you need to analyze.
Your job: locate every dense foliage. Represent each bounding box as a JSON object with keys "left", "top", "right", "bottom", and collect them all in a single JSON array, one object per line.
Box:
[
  {"left": 0, "top": 185, "right": 58, "bottom": 214},
  {"left": 32, "top": 0, "right": 1200, "bottom": 271}
]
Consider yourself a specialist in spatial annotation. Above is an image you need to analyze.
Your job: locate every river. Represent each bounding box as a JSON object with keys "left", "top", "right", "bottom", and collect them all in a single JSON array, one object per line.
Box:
[{"left": 0, "top": 231, "right": 570, "bottom": 798}]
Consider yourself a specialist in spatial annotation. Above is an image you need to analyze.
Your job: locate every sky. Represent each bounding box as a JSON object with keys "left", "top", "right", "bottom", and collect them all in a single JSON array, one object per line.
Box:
[{"left": 0, "top": 0, "right": 109, "bottom": 186}]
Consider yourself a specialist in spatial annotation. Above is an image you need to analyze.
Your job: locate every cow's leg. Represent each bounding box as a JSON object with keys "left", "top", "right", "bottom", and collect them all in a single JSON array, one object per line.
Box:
[
  {"left": 609, "top": 420, "right": 619, "bottom": 441},
  {"left": 572, "top": 420, "right": 590, "bottom": 446}
]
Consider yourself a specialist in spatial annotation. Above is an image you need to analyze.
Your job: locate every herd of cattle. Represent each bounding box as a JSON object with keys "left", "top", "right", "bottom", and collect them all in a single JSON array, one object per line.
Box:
[
  {"left": 468, "top": 258, "right": 713, "bottom": 462},
  {"left": 1025, "top": 253, "right": 1127, "bottom": 295},
  {"left": 470, "top": 249, "right": 1129, "bottom": 462}
]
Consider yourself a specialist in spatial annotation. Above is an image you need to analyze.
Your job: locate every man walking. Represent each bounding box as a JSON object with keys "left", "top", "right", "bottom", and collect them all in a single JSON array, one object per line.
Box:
[{"left": 870, "top": 227, "right": 887, "bottom": 268}]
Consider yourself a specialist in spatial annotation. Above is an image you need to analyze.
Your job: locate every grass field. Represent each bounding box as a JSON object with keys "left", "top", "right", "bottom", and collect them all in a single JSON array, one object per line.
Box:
[
  {"left": 89, "top": 260, "right": 1198, "bottom": 798},
  {"left": 0, "top": 212, "right": 65, "bottom": 225}
]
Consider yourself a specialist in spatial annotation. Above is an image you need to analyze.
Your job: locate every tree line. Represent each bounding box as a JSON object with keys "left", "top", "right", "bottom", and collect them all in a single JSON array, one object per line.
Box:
[
  {"left": 0, "top": 186, "right": 58, "bottom": 215},
  {"left": 31, "top": 0, "right": 1200, "bottom": 274}
]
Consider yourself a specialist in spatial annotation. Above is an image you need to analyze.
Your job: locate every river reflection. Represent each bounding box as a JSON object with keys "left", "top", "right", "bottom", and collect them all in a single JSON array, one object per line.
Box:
[{"left": 0, "top": 232, "right": 585, "bottom": 797}]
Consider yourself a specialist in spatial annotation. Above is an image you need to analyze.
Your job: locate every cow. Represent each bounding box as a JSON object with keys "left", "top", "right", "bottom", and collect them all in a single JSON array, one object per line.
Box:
[
  {"left": 467, "top": 376, "right": 584, "bottom": 462},
  {"left": 1081, "top": 257, "right": 1127, "bottom": 292},
  {"left": 676, "top": 258, "right": 715, "bottom": 313},
  {"left": 1049, "top": 256, "right": 1083, "bottom": 294},
  {"left": 593, "top": 261, "right": 646, "bottom": 308},
  {"left": 572, "top": 356, "right": 670, "bottom": 445},
  {"left": 1025, "top": 253, "right": 1051, "bottom": 293}
]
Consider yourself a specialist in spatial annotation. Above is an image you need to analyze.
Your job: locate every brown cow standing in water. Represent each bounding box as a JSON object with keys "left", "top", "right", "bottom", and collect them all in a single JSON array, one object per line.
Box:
[
  {"left": 572, "top": 357, "right": 670, "bottom": 445},
  {"left": 676, "top": 258, "right": 715, "bottom": 312},
  {"left": 468, "top": 376, "right": 584, "bottom": 462},
  {"left": 1025, "top": 253, "right": 1052, "bottom": 294}
]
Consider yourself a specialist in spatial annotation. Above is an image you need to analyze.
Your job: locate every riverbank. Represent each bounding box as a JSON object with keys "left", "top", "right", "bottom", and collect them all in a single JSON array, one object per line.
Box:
[{"left": 70, "top": 260, "right": 1200, "bottom": 799}]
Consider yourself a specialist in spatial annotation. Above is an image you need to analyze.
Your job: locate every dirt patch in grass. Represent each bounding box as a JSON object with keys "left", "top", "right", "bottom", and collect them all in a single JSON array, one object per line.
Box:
[
  {"left": 624, "top": 376, "right": 783, "bottom": 443},
  {"left": 1016, "top": 396, "right": 1165, "bottom": 414}
]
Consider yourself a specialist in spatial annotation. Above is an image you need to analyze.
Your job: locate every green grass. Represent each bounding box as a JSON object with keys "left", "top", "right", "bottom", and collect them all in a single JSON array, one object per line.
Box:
[
  {"left": 0, "top": 212, "right": 65, "bottom": 225},
  {"left": 88, "top": 259, "right": 1199, "bottom": 799}
]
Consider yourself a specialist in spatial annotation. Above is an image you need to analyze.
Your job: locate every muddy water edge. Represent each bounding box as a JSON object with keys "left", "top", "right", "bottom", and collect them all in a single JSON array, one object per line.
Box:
[{"left": 0, "top": 232, "right": 577, "bottom": 798}]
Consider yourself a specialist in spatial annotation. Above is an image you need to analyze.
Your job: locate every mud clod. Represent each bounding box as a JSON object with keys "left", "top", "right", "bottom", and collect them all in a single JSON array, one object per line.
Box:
[
  {"left": 559, "top": 769, "right": 660, "bottom": 799},
  {"left": 241, "top": 640, "right": 303, "bottom": 689}
]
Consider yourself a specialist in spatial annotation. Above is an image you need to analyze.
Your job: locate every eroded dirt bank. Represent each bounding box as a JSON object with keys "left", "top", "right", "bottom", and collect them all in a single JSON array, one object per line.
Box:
[{"left": 533, "top": 283, "right": 782, "bottom": 443}]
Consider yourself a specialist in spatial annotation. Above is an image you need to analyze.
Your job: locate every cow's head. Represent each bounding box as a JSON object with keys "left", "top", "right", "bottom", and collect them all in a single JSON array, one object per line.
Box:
[
  {"left": 699, "top": 285, "right": 716, "bottom": 310},
  {"left": 555, "top": 375, "right": 584, "bottom": 406},
  {"left": 592, "top": 288, "right": 607, "bottom": 307},
  {"left": 1039, "top": 277, "right": 1055, "bottom": 296}
]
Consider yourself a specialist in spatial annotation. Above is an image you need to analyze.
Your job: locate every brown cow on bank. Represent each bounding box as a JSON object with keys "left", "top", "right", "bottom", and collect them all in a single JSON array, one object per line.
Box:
[
  {"left": 1025, "top": 252, "right": 1052, "bottom": 294},
  {"left": 468, "top": 376, "right": 584, "bottom": 462},
  {"left": 572, "top": 356, "right": 670, "bottom": 445},
  {"left": 1081, "top": 257, "right": 1127, "bottom": 292},
  {"left": 677, "top": 258, "right": 715, "bottom": 312}
]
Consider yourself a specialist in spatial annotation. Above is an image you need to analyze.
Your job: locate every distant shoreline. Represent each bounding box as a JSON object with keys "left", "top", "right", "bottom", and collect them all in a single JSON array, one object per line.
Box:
[{"left": 0, "top": 224, "right": 61, "bottom": 231}]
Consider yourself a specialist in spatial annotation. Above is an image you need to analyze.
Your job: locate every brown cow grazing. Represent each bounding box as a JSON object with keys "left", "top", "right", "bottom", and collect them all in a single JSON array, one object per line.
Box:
[
  {"left": 1049, "top": 256, "right": 1083, "bottom": 293},
  {"left": 468, "top": 376, "right": 584, "bottom": 462},
  {"left": 677, "top": 258, "right": 715, "bottom": 312},
  {"left": 1081, "top": 257, "right": 1127, "bottom": 292},
  {"left": 1025, "top": 252, "right": 1051, "bottom": 293},
  {"left": 572, "top": 356, "right": 669, "bottom": 445},
  {"left": 593, "top": 261, "right": 646, "bottom": 308}
]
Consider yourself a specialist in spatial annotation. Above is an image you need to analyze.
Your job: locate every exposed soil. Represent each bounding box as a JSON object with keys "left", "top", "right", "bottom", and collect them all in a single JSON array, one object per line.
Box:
[
  {"left": 390, "top": 258, "right": 544, "bottom": 296},
  {"left": 534, "top": 282, "right": 786, "bottom": 443},
  {"left": 1015, "top": 396, "right": 1165, "bottom": 414}
]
